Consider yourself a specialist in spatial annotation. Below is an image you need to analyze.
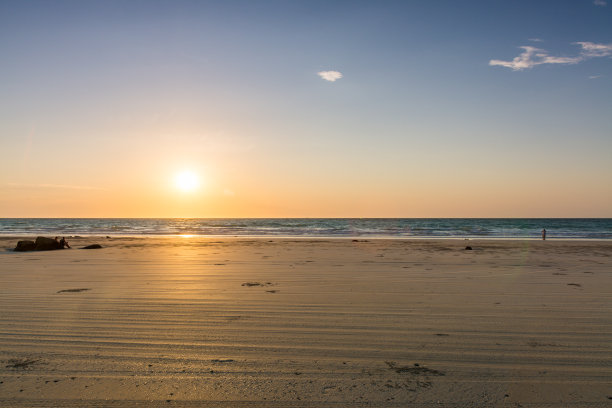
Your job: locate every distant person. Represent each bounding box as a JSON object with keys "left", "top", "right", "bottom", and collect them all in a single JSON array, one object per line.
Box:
[
  {"left": 541, "top": 228, "right": 546, "bottom": 241},
  {"left": 59, "top": 237, "right": 71, "bottom": 249}
]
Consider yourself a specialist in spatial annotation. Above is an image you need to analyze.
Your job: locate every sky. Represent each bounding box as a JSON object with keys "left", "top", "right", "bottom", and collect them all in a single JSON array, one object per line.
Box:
[{"left": 1, "top": 0, "right": 611, "bottom": 218}]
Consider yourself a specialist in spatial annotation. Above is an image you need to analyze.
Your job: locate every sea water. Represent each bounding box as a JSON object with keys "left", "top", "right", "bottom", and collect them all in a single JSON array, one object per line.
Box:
[{"left": 0, "top": 218, "right": 611, "bottom": 239}]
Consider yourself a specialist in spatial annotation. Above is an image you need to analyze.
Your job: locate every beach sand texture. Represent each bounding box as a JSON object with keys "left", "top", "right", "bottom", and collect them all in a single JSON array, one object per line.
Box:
[{"left": 1, "top": 237, "right": 611, "bottom": 407}]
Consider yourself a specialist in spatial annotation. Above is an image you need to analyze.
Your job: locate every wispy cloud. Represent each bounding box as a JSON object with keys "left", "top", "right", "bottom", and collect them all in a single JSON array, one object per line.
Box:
[
  {"left": 528, "top": 38, "right": 544, "bottom": 42},
  {"left": 594, "top": 0, "right": 607, "bottom": 6},
  {"left": 575, "top": 41, "right": 612, "bottom": 57},
  {"left": 489, "top": 46, "right": 581, "bottom": 70},
  {"left": 6, "top": 182, "right": 105, "bottom": 191},
  {"left": 317, "top": 70, "right": 343, "bottom": 82},
  {"left": 589, "top": 74, "right": 603, "bottom": 79},
  {"left": 489, "top": 42, "right": 612, "bottom": 71}
]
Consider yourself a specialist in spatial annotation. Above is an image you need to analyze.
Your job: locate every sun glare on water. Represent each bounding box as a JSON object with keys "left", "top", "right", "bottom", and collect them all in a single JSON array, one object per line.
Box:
[{"left": 175, "top": 170, "right": 199, "bottom": 192}]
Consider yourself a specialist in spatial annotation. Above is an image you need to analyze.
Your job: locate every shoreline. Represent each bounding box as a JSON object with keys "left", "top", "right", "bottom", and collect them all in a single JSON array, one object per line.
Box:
[
  {"left": 2, "top": 219, "right": 610, "bottom": 241},
  {"left": 2, "top": 234, "right": 612, "bottom": 242}
]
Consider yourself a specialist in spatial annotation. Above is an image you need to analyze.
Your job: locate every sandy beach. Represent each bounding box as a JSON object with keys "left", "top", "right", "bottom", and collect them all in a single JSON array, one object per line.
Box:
[{"left": 1, "top": 237, "right": 611, "bottom": 407}]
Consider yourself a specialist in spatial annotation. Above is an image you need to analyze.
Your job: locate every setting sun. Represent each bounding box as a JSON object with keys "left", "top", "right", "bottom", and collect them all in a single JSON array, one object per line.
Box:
[{"left": 175, "top": 170, "right": 199, "bottom": 192}]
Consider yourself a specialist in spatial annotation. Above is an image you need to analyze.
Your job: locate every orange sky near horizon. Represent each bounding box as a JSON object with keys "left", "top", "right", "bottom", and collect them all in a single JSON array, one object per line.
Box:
[
  {"left": 2, "top": 113, "right": 611, "bottom": 218},
  {"left": 2, "top": 156, "right": 610, "bottom": 218}
]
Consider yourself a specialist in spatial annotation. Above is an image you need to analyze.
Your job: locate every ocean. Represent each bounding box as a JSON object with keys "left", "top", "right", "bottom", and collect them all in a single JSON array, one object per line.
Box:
[{"left": 0, "top": 218, "right": 610, "bottom": 239}]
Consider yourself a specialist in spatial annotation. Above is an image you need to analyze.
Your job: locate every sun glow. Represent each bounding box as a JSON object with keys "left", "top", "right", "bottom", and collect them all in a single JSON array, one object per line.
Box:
[{"left": 175, "top": 170, "right": 199, "bottom": 192}]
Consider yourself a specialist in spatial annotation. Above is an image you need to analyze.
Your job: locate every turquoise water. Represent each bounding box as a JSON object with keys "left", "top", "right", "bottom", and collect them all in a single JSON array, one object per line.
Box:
[{"left": 0, "top": 218, "right": 610, "bottom": 239}]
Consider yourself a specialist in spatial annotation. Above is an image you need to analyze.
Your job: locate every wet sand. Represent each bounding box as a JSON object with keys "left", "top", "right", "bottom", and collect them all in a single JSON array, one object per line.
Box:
[{"left": 1, "top": 237, "right": 611, "bottom": 407}]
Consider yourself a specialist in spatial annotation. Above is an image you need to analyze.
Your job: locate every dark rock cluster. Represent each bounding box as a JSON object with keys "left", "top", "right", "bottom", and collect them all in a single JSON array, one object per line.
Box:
[{"left": 14, "top": 237, "right": 102, "bottom": 251}]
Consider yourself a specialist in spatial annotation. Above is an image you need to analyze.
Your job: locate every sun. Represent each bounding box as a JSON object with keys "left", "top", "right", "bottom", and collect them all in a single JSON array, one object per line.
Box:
[{"left": 175, "top": 170, "right": 199, "bottom": 192}]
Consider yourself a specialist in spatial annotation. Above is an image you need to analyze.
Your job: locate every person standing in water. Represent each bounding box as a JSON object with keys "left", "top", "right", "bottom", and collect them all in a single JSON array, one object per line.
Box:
[{"left": 542, "top": 228, "right": 547, "bottom": 240}]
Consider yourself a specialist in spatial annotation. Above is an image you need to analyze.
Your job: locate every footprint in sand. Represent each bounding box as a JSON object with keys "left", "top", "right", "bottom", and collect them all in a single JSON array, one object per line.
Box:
[
  {"left": 241, "top": 282, "right": 274, "bottom": 287},
  {"left": 385, "top": 361, "right": 445, "bottom": 376},
  {"left": 5, "top": 358, "right": 42, "bottom": 369},
  {"left": 57, "top": 288, "right": 91, "bottom": 293}
]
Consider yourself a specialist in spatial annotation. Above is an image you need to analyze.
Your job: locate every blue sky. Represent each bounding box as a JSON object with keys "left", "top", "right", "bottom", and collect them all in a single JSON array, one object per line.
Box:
[{"left": 1, "top": 0, "right": 611, "bottom": 217}]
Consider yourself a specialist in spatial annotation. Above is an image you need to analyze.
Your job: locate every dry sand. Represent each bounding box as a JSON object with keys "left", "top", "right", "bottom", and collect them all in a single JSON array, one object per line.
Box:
[{"left": 0, "top": 237, "right": 611, "bottom": 407}]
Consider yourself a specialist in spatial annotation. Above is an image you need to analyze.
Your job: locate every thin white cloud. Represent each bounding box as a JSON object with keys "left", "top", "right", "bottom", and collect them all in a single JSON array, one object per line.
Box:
[
  {"left": 489, "top": 46, "right": 539, "bottom": 70},
  {"left": 575, "top": 41, "right": 612, "bottom": 57},
  {"left": 594, "top": 0, "right": 607, "bottom": 6},
  {"left": 490, "top": 42, "right": 612, "bottom": 71},
  {"left": 489, "top": 46, "right": 581, "bottom": 70},
  {"left": 528, "top": 38, "right": 544, "bottom": 42},
  {"left": 317, "top": 70, "right": 343, "bottom": 82},
  {"left": 6, "top": 182, "right": 105, "bottom": 190},
  {"left": 588, "top": 74, "right": 603, "bottom": 79},
  {"left": 540, "top": 55, "right": 583, "bottom": 64}
]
